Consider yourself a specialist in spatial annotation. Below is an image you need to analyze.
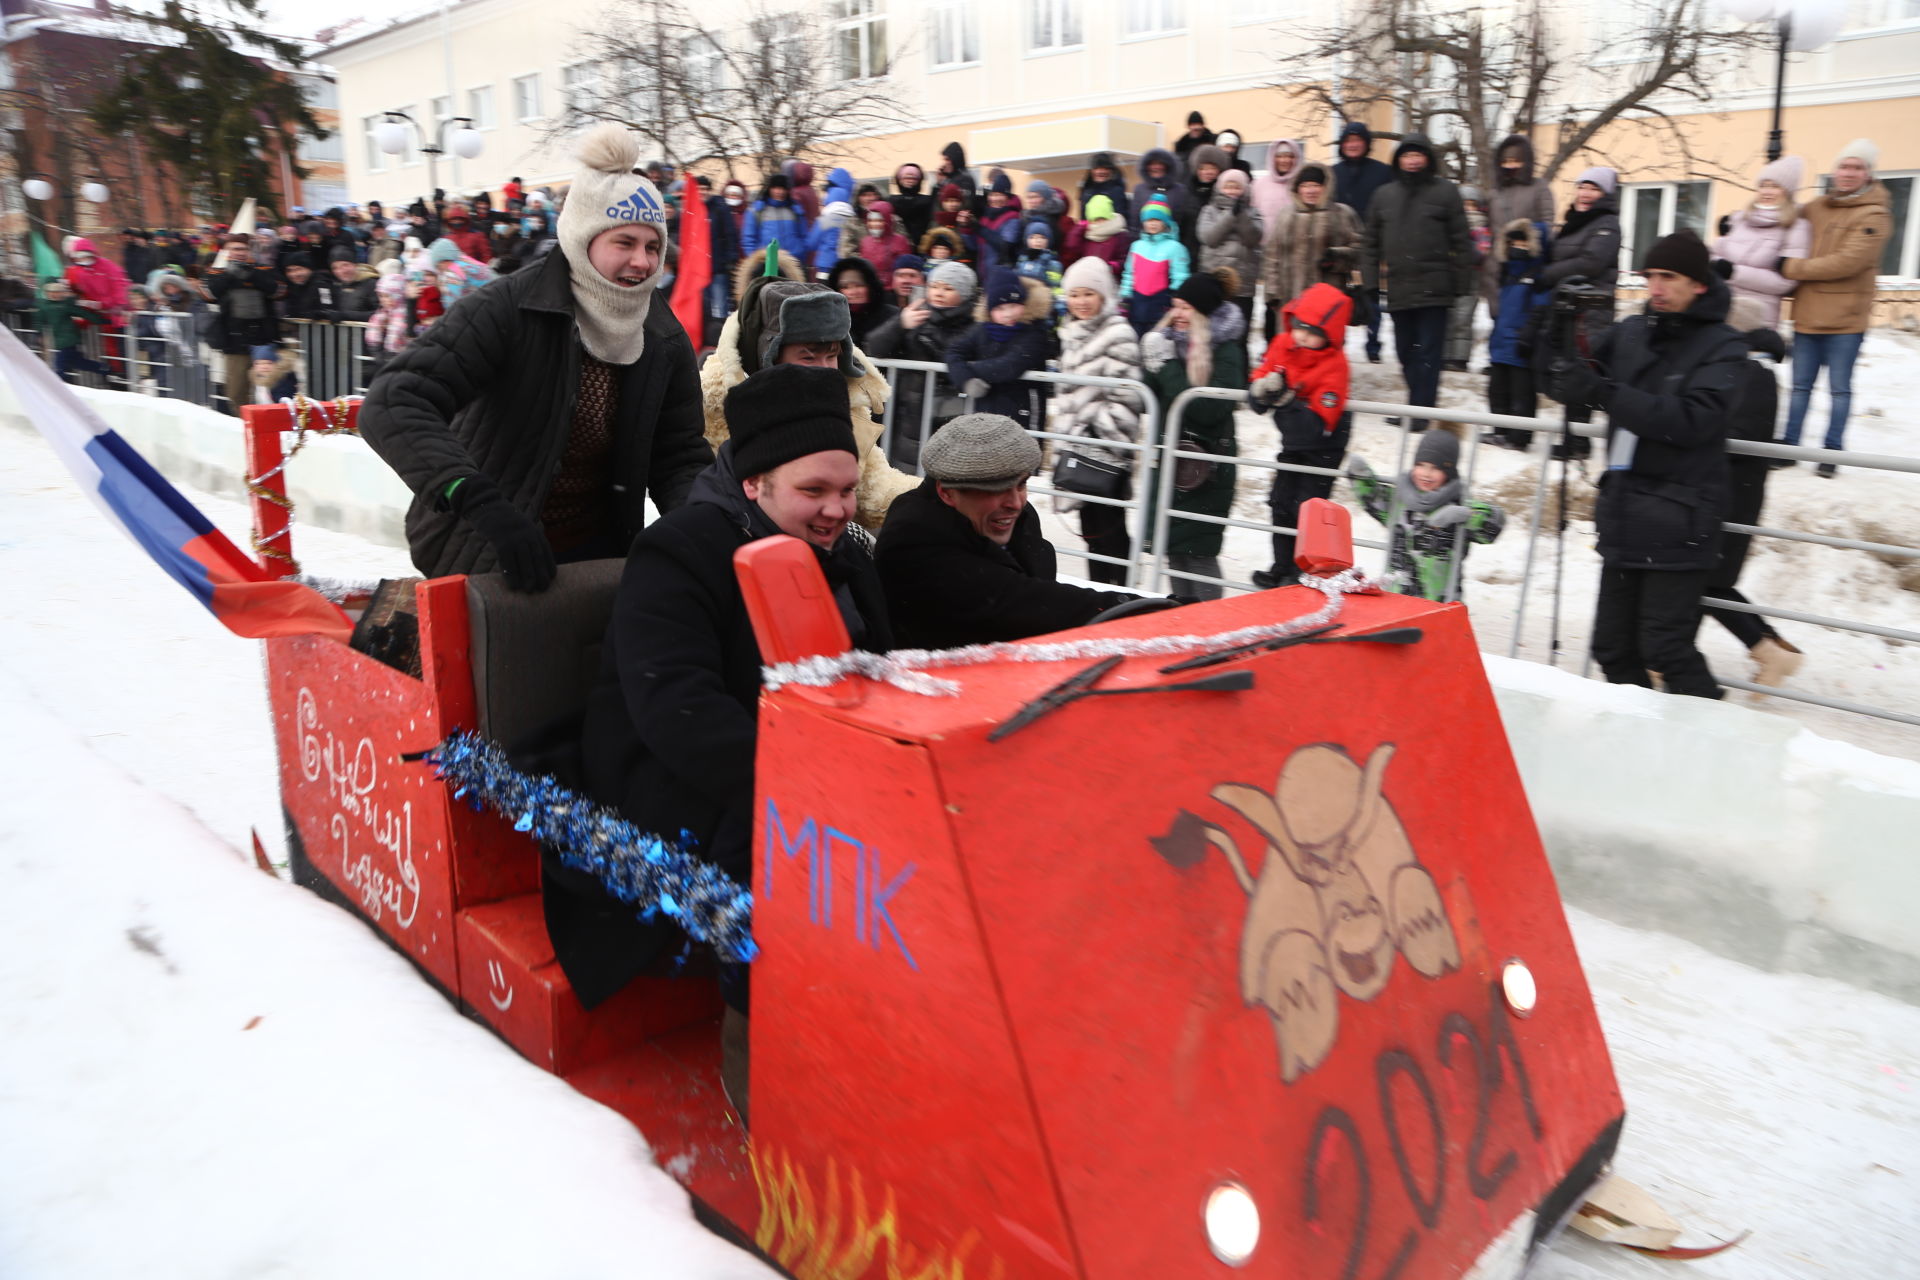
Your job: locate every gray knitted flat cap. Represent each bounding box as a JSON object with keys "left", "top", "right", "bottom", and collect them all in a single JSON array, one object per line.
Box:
[{"left": 922, "top": 414, "right": 1042, "bottom": 491}]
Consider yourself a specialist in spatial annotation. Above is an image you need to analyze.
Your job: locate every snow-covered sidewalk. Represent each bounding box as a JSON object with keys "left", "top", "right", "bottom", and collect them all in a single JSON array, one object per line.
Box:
[{"left": 2, "top": 408, "right": 1917, "bottom": 1277}]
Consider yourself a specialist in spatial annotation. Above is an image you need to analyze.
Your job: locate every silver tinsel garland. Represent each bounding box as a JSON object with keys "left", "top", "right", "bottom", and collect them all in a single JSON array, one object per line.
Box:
[{"left": 762, "top": 569, "right": 1378, "bottom": 696}]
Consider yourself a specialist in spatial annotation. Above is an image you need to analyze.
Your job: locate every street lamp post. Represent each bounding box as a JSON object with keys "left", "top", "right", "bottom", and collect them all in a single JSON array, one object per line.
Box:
[
  {"left": 375, "top": 111, "right": 486, "bottom": 195},
  {"left": 1719, "top": 0, "right": 1847, "bottom": 162}
]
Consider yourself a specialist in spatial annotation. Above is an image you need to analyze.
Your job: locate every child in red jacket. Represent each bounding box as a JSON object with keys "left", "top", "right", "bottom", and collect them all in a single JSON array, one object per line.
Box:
[{"left": 1248, "top": 281, "right": 1354, "bottom": 588}]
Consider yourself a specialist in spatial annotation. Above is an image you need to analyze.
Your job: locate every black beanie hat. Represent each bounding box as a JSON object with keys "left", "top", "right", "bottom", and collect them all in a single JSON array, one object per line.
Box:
[
  {"left": 282, "top": 252, "right": 314, "bottom": 270},
  {"left": 1187, "top": 110, "right": 1206, "bottom": 126},
  {"left": 1642, "top": 228, "right": 1713, "bottom": 285},
  {"left": 1174, "top": 270, "right": 1226, "bottom": 315},
  {"left": 327, "top": 245, "right": 358, "bottom": 264},
  {"left": 727, "top": 364, "right": 860, "bottom": 479}
]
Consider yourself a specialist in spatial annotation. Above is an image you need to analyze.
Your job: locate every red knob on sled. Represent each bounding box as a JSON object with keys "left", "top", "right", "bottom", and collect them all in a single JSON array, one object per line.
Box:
[
  {"left": 1294, "top": 497, "right": 1355, "bottom": 576},
  {"left": 735, "top": 535, "right": 851, "bottom": 667}
]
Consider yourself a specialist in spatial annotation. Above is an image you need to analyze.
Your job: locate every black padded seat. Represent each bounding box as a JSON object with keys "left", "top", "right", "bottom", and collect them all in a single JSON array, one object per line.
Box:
[{"left": 466, "top": 559, "right": 626, "bottom": 747}]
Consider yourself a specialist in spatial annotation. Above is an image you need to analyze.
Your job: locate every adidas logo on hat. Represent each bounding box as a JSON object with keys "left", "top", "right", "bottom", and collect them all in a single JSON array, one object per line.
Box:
[{"left": 605, "top": 184, "right": 665, "bottom": 224}]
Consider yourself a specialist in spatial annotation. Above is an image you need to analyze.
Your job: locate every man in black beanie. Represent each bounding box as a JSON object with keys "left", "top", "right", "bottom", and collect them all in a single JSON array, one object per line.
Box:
[
  {"left": 1553, "top": 228, "right": 1746, "bottom": 699},
  {"left": 573, "top": 362, "right": 893, "bottom": 1122}
]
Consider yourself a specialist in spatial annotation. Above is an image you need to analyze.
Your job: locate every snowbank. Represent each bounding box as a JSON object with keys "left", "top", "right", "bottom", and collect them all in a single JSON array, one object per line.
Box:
[{"left": 1487, "top": 656, "right": 1920, "bottom": 1003}]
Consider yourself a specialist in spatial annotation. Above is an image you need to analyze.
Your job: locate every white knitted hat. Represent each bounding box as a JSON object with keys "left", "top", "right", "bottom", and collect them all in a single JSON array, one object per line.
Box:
[
  {"left": 555, "top": 124, "right": 670, "bottom": 365},
  {"left": 1061, "top": 254, "right": 1116, "bottom": 303},
  {"left": 1833, "top": 138, "right": 1879, "bottom": 173}
]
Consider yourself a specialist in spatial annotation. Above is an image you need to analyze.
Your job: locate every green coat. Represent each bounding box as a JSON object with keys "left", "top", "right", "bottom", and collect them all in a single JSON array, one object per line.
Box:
[
  {"left": 1148, "top": 337, "right": 1244, "bottom": 557},
  {"left": 37, "top": 296, "right": 90, "bottom": 349}
]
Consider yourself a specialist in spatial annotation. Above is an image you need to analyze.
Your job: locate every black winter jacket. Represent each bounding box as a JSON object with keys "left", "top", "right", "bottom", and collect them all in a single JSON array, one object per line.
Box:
[
  {"left": 360, "top": 246, "right": 712, "bottom": 579},
  {"left": 1362, "top": 138, "right": 1472, "bottom": 311},
  {"left": 875, "top": 477, "right": 1132, "bottom": 650},
  {"left": 1540, "top": 198, "right": 1623, "bottom": 293},
  {"left": 568, "top": 448, "right": 891, "bottom": 1005},
  {"left": 1331, "top": 123, "right": 1395, "bottom": 221},
  {"left": 944, "top": 320, "right": 1050, "bottom": 428},
  {"left": 205, "top": 264, "right": 282, "bottom": 352},
  {"left": 864, "top": 300, "right": 975, "bottom": 468},
  {"left": 1589, "top": 278, "right": 1747, "bottom": 571}
]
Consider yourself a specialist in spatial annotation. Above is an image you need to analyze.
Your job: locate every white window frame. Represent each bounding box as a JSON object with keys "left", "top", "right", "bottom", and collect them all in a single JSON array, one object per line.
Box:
[
  {"left": 927, "top": 0, "right": 980, "bottom": 70},
  {"left": 1840, "top": 0, "right": 1920, "bottom": 36},
  {"left": 467, "top": 84, "right": 496, "bottom": 130},
  {"left": 682, "top": 35, "right": 727, "bottom": 95},
  {"left": 1230, "top": 0, "right": 1286, "bottom": 19},
  {"left": 1028, "top": 0, "right": 1083, "bottom": 54},
  {"left": 512, "top": 73, "right": 543, "bottom": 124},
  {"left": 832, "top": 0, "right": 888, "bottom": 80},
  {"left": 362, "top": 114, "right": 387, "bottom": 173},
  {"left": 562, "top": 61, "right": 601, "bottom": 114},
  {"left": 1871, "top": 169, "right": 1917, "bottom": 278},
  {"left": 431, "top": 94, "right": 452, "bottom": 128},
  {"left": 1121, "top": 0, "right": 1184, "bottom": 39},
  {"left": 1621, "top": 180, "right": 1712, "bottom": 272},
  {"left": 303, "top": 129, "right": 344, "bottom": 164}
]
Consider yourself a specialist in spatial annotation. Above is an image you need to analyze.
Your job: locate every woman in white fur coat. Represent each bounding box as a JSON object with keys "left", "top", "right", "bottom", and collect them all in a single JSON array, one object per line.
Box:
[
  {"left": 698, "top": 247, "right": 919, "bottom": 530},
  {"left": 1053, "top": 255, "right": 1148, "bottom": 584}
]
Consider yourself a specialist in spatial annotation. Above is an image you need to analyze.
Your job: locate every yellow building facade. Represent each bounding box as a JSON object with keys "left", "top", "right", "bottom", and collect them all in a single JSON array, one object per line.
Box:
[{"left": 320, "top": 0, "right": 1920, "bottom": 277}]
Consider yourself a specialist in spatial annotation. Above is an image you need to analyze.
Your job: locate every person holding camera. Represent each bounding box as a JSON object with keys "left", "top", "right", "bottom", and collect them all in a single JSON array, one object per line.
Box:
[{"left": 1553, "top": 229, "right": 1747, "bottom": 700}]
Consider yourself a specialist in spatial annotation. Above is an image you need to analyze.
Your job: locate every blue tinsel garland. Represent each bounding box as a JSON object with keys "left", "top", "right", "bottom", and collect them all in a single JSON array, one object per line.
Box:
[{"left": 421, "top": 730, "right": 758, "bottom": 964}]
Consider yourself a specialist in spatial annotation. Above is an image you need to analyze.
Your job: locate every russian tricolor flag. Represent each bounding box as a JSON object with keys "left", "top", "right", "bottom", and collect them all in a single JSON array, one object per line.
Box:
[{"left": 2, "top": 328, "right": 353, "bottom": 643}]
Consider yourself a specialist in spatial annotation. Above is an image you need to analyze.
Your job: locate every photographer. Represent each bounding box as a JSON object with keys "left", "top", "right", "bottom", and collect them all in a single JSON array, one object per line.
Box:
[
  {"left": 1553, "top": 230, "right": 1746, "bottom": 700},
  {"left": 1494, "top": 168, "right": 1621, "bottom": 452}
]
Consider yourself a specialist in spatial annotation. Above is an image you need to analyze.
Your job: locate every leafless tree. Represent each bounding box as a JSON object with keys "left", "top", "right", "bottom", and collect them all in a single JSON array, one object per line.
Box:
[
  {"left": 546, "top": 0, "right": 911, "bottom": 183},
  {"left": 1270, "top": 0, "right": 1774, "bottom": 185}
]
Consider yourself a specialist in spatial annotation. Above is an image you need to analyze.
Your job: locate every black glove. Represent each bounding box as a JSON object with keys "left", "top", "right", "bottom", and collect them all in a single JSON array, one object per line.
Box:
[
  {"left": 1749, "top": 328, "right": 1787, "bottom": 362},
  {"left": 1710, "top": 258, "right": 1734, "bottom": 280},
  {"left": 1505, "top": 227, "right": 1529, "bottom": 244},
  {"left": 449, "top": 474, "right": 556, "bottom": 592},
  {"left": 1553, "top": 359, "right": 1608, "bottom": 410},
  {"left": 1773, "top": 257, "right": 1791, "bottom": 275},
  {"left": 1716, "top": 214, "right": 1733, "bottom": 237}
]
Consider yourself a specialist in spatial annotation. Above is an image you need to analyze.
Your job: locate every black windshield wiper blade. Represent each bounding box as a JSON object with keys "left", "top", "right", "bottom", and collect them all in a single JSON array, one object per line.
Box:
[
  {"left": 1158, "top": 625, "right": 1424, "bottom": 674},
  {"left": 990, "top": 657, "right": 1255, "bottom": 742}
]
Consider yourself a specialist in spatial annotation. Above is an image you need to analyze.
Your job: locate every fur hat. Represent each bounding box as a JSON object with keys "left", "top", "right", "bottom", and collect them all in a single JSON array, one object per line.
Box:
[
  {"left": 929, "top": 260, "right": 977, "bottom": 299},
  {"left": 556, "top": 123, "right": 670, "bottom": 365},
  {"left": 1189, "top": 144, "right": 1231, "bottom": 174},
  {"left": 922, "top": 414, "right": 1042, "bottom": 491},
  {"left": 1833, "top": 138, "right": 1879, "bottom": 172},
  {"left": 756, "top": 285, "right": 856, "bottom": 376},
  {"left": 1061, "top": 254, "right": 1116, "bottom": 304},
  {"left": 727, "top": 364, "right": 859, "bottom": 479}
]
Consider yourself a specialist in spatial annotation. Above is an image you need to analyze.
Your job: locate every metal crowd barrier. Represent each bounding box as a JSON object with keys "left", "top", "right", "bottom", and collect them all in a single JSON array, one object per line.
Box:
[{"left": 866, "top": 356, "right": 1163, "bottom": 591}]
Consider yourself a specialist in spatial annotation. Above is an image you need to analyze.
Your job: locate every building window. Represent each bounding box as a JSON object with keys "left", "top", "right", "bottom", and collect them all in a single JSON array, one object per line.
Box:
[
  {"left": 304, "top": 130, "right": 344, "bottom": 163},
  {"left": 302, "top": 78, "right": 339, "bottom": 110},
  {"left": 468, "top": 85, "right": 495, "bottom": 129},
  {"left": 1231, "top": 0, "right": 1285, "bottom": 17},
  {"left": 1029, "top": 0, "right": 1082, "bottom": 51},
  {"left": 513, "top": 74, "right": 542, "bottom": 123},
  {"left": 562, "top": 62, "right": 601, "bottom": 114},
  {"left": 1875, "top": 172, "right": 1915, "bottom": 277},
  {"left": 1622, "top": 181, "right": 1710, "bottom": 270},
  {"left": 1122, "top": 0, "right": 1183, "bottom": 37},
  {"left": 832, "top": 0, "right": 887, "bottom": 79},
  {"left": 928, "top": 0, "right": 979, "bottom": 68},
  {"left": 362, "top": 115, "right": 387, "bottom": 171},
  {"left": 683, "top": 36, "right": 726, "bottom": 94}
]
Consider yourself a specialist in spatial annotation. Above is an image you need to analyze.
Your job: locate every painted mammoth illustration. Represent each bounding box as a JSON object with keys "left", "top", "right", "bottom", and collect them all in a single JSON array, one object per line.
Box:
[{"left": 1160, "top": 742, "right": 1461, "bottom": 1084}]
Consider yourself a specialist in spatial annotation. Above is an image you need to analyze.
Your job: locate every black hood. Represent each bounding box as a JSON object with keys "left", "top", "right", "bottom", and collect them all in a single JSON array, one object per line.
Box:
[
  {"left": 1392, "top": 133, "right": 1437, "bottom": 178},
  {"left": 1338, "top": 120, "right": 1374, "bottom": 152},
  {"left": 828, "top": 254, "right": 886, "bottom": 304},
  {"left": 942, "top": 141, "right": 969, "bottom": 172},
  {"left": 1495, "top": 134, "right": 1537, "bottom": 185}
]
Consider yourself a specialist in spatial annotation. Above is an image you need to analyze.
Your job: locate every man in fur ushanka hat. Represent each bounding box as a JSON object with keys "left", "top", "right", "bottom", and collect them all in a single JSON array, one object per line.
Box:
[{"left": 362, "top": 123, "right": 714, "bottom": 589}]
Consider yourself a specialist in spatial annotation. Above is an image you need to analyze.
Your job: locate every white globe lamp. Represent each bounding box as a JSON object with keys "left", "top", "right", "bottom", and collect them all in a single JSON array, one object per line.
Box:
[
  {"left": 80, "top": 181, "right": 111, "bottom": 204},
  {"left": 22, "top": 177, "right": 55, "bottom": 202},
  {"left": 376, "top": 118, "right": 411, "bottom": 156},
  {"left": 1720, "top": 0, "right": 1776, "bottom": 21},
  {"left": 450, "top": 127, "right": 485, "bottom": 160},
  {"left": 1785, "top": 0, "right": 1846, "bottom": 50}
]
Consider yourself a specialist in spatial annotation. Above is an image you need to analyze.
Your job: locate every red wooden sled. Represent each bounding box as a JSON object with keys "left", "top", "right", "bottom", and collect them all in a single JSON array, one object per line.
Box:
[{"left": 244, "top": 400, "right": 1624, "bottom": 1278}]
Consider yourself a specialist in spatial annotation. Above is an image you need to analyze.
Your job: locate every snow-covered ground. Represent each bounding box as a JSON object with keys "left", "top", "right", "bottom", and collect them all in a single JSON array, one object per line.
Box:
[
  {"left": 1041, "top": 324, "right": 1920, "bottom": 761},
  {"left": 3, "top": 396, "right": 1919, "bottom": 1276}
]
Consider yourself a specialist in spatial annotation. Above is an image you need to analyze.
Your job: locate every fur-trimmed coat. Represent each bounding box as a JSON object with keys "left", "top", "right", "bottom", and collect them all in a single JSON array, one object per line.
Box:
[
  {"left": 944, "top": 275, "right": 1056, "bottom": 429},
  {"left": 1055, "top": 305, "right": 1146, "bottom": 468},
  {"left": 698, "top": 315, "right": 917, "bottom": 531},
  {"left": 1196, "top": 190, "right": 1264, "bottom": 293},
  {"left": 1261, "top": 166, "right": 1363, "bottom": 310}
]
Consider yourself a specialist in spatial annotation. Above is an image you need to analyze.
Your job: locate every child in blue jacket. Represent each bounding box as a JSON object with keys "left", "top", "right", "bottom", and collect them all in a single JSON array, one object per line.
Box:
[
  {"left": 945, "top": 268, "right": 1052, "bottom": 432},
  {"left": 1014, "top": 220, "right": 1066, "bottom": 319},
  {"left": 1488, "top": 217, "right": 1550, "bottom": 447}
]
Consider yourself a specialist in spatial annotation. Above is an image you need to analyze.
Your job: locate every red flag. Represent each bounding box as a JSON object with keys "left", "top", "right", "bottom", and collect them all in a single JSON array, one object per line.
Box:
[{"left": 670, "top": 169, "right": 712, "bottom": 349}]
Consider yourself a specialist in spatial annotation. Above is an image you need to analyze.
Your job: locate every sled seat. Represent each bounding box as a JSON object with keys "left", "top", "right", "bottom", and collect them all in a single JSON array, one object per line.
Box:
[{"left": 455, "top": 560, "right": 721, "bottom": 1073}]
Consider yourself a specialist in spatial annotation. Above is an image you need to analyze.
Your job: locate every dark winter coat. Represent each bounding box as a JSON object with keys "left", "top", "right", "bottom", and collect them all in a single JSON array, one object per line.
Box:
[
  {"left": 205, "top": 264, "right": 282, "bottom": 353},
  {"left": 1539, "top": 197, "right": 1622, "bottom": 293},
  {"left": 876, "top": 477, "right": 1132, "bottom": 650},
  {"left": 1129, "top": 148, "right": 1196, "bottom": 235},
  {"left": 571, "top": 447, "right": 891, "bottom": 1005},
  {"left": 1146, "top": 301, "right": 1246, "bottom": 557},
  {"left": 864, "top": 298, "right": 977, "bottom": 468},
  {"left": 1712, "top": 328, "right": 1786, "bottom": 590},
  {"left": 1331, "top": 122, "right": 1395, "bottom": 221},
  {"left": 316, "top": 272, "right": 380, "bottom": 323},
  {"left": 891, "top": 165, "right": 935, "bottom": 246},
  {"left": 1079, "top": 171, "right": 1131, "bottom": 225},
  {"left": 1362, "top": 136, "right": 1473, "bottom": 311},
  {"left": 1587, "top": 277, "right": 1747, "bottom": 571},
  {"left": 1490, "top": 219, "right": 1551, "bottom": 368},
  {"left": 360, "top": 246, "right": 713, "bottom": 578},
  {"left": 122, "top": 242, "right": 158, "bottom": 290},
  {"left": 1174, "top": 127, "right": 1217, "bottom": 165},
  {"left": 944, "top": 277, "right": 1054, "bottom": 429},
  {"left": 1483, "top": 135, "right": 1556, "bottom": 308}
]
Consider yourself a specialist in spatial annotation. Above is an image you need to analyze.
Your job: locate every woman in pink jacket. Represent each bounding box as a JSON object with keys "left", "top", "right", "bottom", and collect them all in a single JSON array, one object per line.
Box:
[
  {"left": 857, "top": 200, "right": 913, "bottom": 279},
  {"left": 64, "top": 237, "right": 132, "bottom": 383},
  {"left": 1710, "top": 155, "right": 1812, "bottom": 328},
  {"left": 1252, "top": 138, "right": 1305, "bottom": 230}
]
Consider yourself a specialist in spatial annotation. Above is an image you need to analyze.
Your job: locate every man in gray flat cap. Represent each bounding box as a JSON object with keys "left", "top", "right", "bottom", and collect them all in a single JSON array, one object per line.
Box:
[{"left": 875, "top": 413, "right": 1139, "bottom": 649}]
